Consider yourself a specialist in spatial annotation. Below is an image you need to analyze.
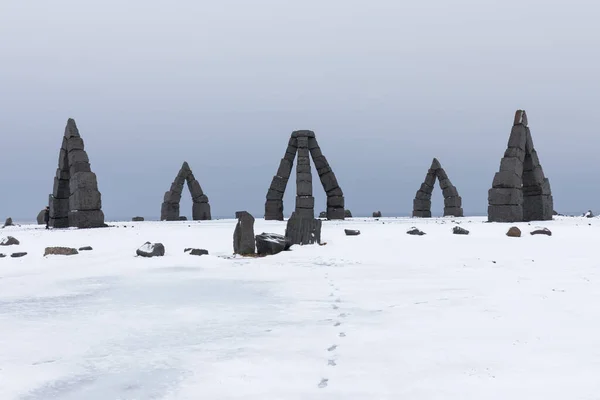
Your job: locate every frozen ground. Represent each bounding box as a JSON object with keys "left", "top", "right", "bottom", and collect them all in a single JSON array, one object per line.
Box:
[{"left": 1, "top": 216, "right": 600, "bottom": 399}]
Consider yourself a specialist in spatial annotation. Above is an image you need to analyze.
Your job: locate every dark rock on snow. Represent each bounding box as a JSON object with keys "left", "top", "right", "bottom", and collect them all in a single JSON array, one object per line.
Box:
[
  {"left": 44, "top": 247, "right": 79, "bottom": 256},
  {"left": 185, "top": 248, "right": 209, "bottom": 256},
  {"left": 256, "top": 233, "right": 292, "bottom": 256},
  {"left": 79, "top": 246, "right": 93, "bottom": 251},
  {"left": 11, "top": 252, "right": 27, "bottom": 258},
  {"left": 452, "top": 226, "right": 470, "bottom": 235},
  {"left": 344, "top": 229, "right": 360, "bottom": 236},
  {"left": 319, "top": 211, "right": 327, "bottom": 219},
  {"left": 3, "top": 218, "right": 14, "bottom": 227},
  {"left": 530, "top": 228, "right": 552, "bottom": 236},
  {"left": 136, "top": 242, "right": 165, "bottom": 257},
  {"left": 344, "top": 210, "right": 353, "bottom": 218},
  {"left": 372, "top": 211, "right": 382, "bottom": 218},
  {"left": 506, "top": 226, "right": 522, "bottom": 237},
  {"left": 132, "top": 216, "right": 144, "bottom": 222},
  {"left": 0, "top": 236, "right": 20, "bottom": 246},
  {"left": 407, "top": 227, "right": 426, "bottom": 236},
  {"left": 233, "top": 211, "right": 256, "bottom": 255}
]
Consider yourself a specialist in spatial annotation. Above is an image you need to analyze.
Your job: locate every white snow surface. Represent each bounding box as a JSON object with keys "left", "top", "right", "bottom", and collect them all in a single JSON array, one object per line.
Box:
[{"left": 1, "top": 216, "right": 600, "bottom": 399}]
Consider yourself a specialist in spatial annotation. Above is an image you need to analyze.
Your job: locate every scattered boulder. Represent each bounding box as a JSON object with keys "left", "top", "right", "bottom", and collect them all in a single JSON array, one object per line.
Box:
[
  {"left": 79, "top": 246, "right": 93, "bottom": 251},
  {"left": 372, "top": 211, "right": 382, "bottom": 218},
  {"left": 319, "top": 211, "right": 327, "bottom": 219},
  {"left": 3, "top": 218, "right": 14, "bottom": 227},
  {"left": 0, "top": 236, "right": 20, "bottom": 246},
  {"left": 0, "top": 254, "right": 5, "bottom": 258},
  {"left": 44, "top": 247, "right": 79, "bottom": 256},
  {"left": 344, "top": 229, "right": 360, "bottom": 236},
  {"left": 132, "top": 217, "right": 144, "bottom": 222},
  {"left": 344, "top": 210, "right": 353, "bottom": 218},
  {"left": 185, "top": 248, "right": 209, "bottom": 256},
  {"left": 37, "top": 210, "right": 46, "bottom": 225},
  {"left": 407, "top": 227, "right": 426, "bottom": 236},
  {"left": 136, "top": 242, "right": 165, "bottom": 257},
  {"left": 452, "top": 226, "right": 470, "bottom": 235},
  {"left": 530, "top": 228, "right": 552, "bottom": 236},
  {"left": 256, "top": 233, "right": 292, "bottom": 256},
  {"left": 233, "top": 211, "right": 256, "bottom": 255},
  {"left": 584, "top": 210, "right": 594, "bottom": 218},
  {"left": 506, "top": 226, "right": 521, "bottom": 237},
  {"left": 11, "top": 252, "right": 27, "bottom": 258}
]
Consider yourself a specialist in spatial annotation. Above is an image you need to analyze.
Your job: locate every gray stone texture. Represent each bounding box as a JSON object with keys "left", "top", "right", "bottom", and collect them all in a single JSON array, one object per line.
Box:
[
  {"left": 161, "top": 162, "right": 211, "bottom": 221},
  {"left": 488, "top": 110, "right": 553, "bottom": 222},
  {"left": 49, "top": 119, "right": 105, "bottom": 229},
  {"left": 233, "top": 211, "right": 255, "bottom": 255},
  {"left": 412, "top": 158, "right": 463, "bottom": 217},
  {"left": 285, "top": 213, "right": 322, "bottom": 245}
]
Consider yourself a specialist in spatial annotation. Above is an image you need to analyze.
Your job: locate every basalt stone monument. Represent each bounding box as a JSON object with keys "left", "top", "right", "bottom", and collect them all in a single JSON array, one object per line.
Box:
[
  {"left": 265, "top": 130, "right": 345, "bottom": 220},
  {"left": 488, "top": 110, "right": 553, "bottom": 222},
  {"left": 49, "top": 119, "right": 105, "bottom": 228},
  {"left": 412, "top": 158, "right": 463, "bottom": 217},
  {"left": 161, "top": 162, "right": 211, "bottom": 221}
]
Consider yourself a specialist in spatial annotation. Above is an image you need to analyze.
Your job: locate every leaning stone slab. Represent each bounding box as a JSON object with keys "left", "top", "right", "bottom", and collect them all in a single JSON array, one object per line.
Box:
[
  {"left": 233, "top": 211, "right": 256, "bottom": 255},
  {"left": 256, "top": 233, "right": 292, "bottom": 256},
  {"left": 0, "top": 236, "right": 19, "bottom": 246}
]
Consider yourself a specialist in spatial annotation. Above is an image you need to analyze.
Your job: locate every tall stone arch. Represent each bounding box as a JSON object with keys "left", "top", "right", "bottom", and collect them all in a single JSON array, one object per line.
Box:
[
  {"left": 488, "top": 110, "right": 553, "bottom": 222},
  {"left": 265, "top": 130, "right": 345, "bottom": 220},
  {"left": 49, "top": 119, "right": 105, "bottom": 228},
  {"left": 412, "top": 158, "right": 463, "bottom": 217},
  {"left": 161, "top": 162, "right": 211, "bottom": 221}
]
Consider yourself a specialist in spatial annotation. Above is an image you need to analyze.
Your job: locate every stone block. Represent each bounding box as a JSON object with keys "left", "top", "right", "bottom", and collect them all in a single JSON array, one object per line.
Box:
[
  {"left": 161, "top": 202, "right": 179, "bottom": 221},
  {"left": 320, "top": 172, "right": 339, "bottom": 193},
  {"left": 442, "top": 185, "right": 459, "bottom": 198},
  {"left": 295, "top": 207, "right": 315, "bottom": 218},
  {"left": 64, "top": 118, "right": 80, "bottom": 138},
  {"left": 265, "top": 200, "right": 283, "bottom": 221},
  {"left": 420, "top": 183, "right": 434, "bottom": 194},
  {"left": 488, "top": 204, "right": 523, "bottom": 222},
  {"left": 500, "top": 157, "right": 524, "bottom": 177},
  {"left": 293, "top": 130, "right": 316, "bottom": 138},
  {"left": 522, "top": 166, "right": 545, "bottom": 187},
  {"left": 296, "top": 136, "right": 309, "bottom": 149},
  {"left": 69, "top": 162, "right": 91, "bottom": 175},
  {"left": 316, "top": 165, "right": 332, "bottom": 177},
  {"left": 424, "top": 173, "right": 436, "bottom": 187},
  {"left": 415, "top": 190, "right": 432, "bottom": 200},
  {"left": 189, "top": 180, "right": 205, "bottom": 199},
  {"left": 164, "top": 190, "right": 182, "bottom": 204},
  {"left": 296, "top": 164, "right": 311, "bottom": 174},
  {"left": 68, "top": 150, "right": 90, "bottom": 165},
  {"left": 443, "top": 207, "right": 463, "bottom": 217},
  {"left": 58, "top": 149, "right": 69, "bottom": 170},
  {"left": 51, "top": 217, "right": 69, "bottom": 228},
  {"left": 70, "top": 189, "right": 102, "bottom": 211},
  {"left": 276, "top": 159, "right": 293, "bottom": 179},
  {"left": 326, "top": 207, "right": 345, "bottom": 220},
  {"left": 413, "top": 199, "right": 431, "bottom": 211},
  {"left": 69, "top": 172, "right": 98, "bottom": 193},
  {"left": 523, "top": 178, "right": 551, "bottom": 196},
  {"left": 297, "top": 172, "right": 312, "bottom": 182},
  {"left": 66, "top": 137, "right": 85, "bottom": 152},
  {"left": 55, "top": 168, "right": 70, "bottom": 180},
  {"left": 192, "top": 202, "right": 211, "bottom": 220},
  {"left": 436, "top": 169, "right": 448, "bottom": 181},
  {"left": 266, "top": 189, "right": 284, "bottom": 200},
  {"left": 504, "top": 147, "right": 526, "bottom": 162},
  {"left": 309, "top": 146, "right": 323, "bottom": 159},
  {"left": 297, "top": 180, "right": 313, "bottom": 196},
  {"left": 430, "top": 158, "right": 442, "bottom": 170},
  {"left": 269, "top": 176, "right": 288, "bottom": 193},
  {"left": 438, "top": 178, "right": 452, "bottom": 190},
  {"left": 444, "top": 196, "right": 462, "bottom": 208},
  {"left": 525, "top": 129, "right": 534, "bottom": 153},
  {"left": 326, "top": 186, "right": 344, "bottom": 197},
  {"left": 53, "top": 178, "right": 70, "bottom": 199},
  {"left": 288, "top": 137, "right": 298, "bottom": 147},
  {"left": 313, "top": 156, "right": 329, "bottom": 170},
  {"left": 68, "top": 210, "right": 105, "bottom": 228},
  {"left": 284, "top": 147, "right": 297, "bottom": 162},
  {"left": 50, "top": 196, "right": 69, "bottom": 219},
  {"left": 296, "top": 196, "right": 315, "bottom": 209},
  {"left": 193, "top": 194, "right": 209, "bottom": 203},
  {"left": 233, "top": 211, "right": 255, "bottom": 255},
  {"left": 507, "top": 125, "right": 527, "bottom": 150},
  {"left": 326, "top": 196, "right": 344, "bottom": 208},
  {"left": 308, "top": 138, "right": 319, "bottom": 149},
  {"left": 412, "top": 210, "right": 432, "bottom": 218},
  {"left": 488, "top": 188, "right": 523, "bottom": 205},
  {"left": 514, "top": 110, "right": 527, "bottom": 126},
  {"left": 523, "top": 195, "right": 553, "bottom": 222},
  {"left": 297, "top": 156, "right": 310, "bottom": 166},
  {"left": 492, "top": 171, "right": 521, "bottom": 188}
]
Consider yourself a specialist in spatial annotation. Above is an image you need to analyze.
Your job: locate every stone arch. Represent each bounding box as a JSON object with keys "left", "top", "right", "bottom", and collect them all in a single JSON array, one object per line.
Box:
[
  {"left": 412, "top": 158, "right": 463, "bottom": 217},
  {"left": 488, "top": 110, "right": 553, "bottom": 222},
  {"left": 265, "top": 130, "right": 345, "bottom": 220},
  {"left": 49, "top": 119, "right": 105, "bottom": 228},
  {"left": 160, "top": 162, "right": 211, "bottom": 221}
]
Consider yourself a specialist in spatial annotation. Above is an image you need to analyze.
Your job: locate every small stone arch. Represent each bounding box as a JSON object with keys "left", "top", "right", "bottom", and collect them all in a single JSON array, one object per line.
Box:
[
  {"left": 412, "top": 158, "right": 463, "bottom": 217},
  {"left": 160, "top": 162, "right": 211, "bottom": 221}
]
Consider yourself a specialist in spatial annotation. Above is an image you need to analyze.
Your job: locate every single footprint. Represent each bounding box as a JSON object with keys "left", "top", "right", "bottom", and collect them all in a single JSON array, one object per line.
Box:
[
  {"left": 335, "top": 298, "right": 342, "bottom": 303},
  {"left": 332, "top": 304, "right": 339, "bottom": 310},
  {"left": 333, "top": 322, "right": 341, "bottom": 327},
  {"left": 327, "top": 345, "right": 338, "bottom": 352},
  {"left": 318, "top": 378, "right": 329, "bottom": 388},
  {"left": 328, "top": 359, "right": 337, "bottom": 366},
  {"left": 338, "top": 313, "right": 347, "bottom": 318},
  {"left": 339, "top": 332, "right": 346, "bottom": 338}
]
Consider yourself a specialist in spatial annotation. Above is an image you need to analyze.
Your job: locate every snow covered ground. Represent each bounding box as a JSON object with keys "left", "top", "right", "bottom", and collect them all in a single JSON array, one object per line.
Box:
[{"left": 1, "top": 216, "right": 600, "bottom": 399}]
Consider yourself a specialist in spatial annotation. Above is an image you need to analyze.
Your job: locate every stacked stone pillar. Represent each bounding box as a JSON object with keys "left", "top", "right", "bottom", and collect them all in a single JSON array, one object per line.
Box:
[
  {"left": 161, "top": 162, "right": 211, "bottom": 221},
  {"left": 412, "top": 158, "right": 463, "bottom": 217},
  {"left": 265, "top": 130, "right": 345, "bottom": 220},
  {"left": 49, "top": 119, "right": 104, "bottom": 228},
  {"left": 488, "top": 110, "right": 553, "bottom": 222}
]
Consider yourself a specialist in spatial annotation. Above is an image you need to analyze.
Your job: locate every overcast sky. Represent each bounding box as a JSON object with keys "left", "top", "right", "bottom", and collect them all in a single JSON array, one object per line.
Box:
[{"left": 1, "top": 0, "right": 599, "bottom": 221}]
